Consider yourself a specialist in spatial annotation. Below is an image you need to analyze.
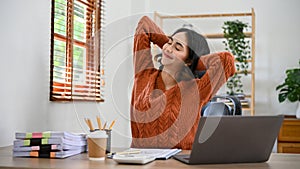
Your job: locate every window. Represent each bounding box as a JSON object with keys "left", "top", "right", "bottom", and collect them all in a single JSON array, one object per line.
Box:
[{"left": 50, "top": 0, "right": 104, "bottom": 102}]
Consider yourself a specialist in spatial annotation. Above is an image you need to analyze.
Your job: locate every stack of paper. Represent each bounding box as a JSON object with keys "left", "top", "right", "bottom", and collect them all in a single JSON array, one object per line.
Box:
[{"left": 13, "top": 131, "right": 87, "bottom": 158}]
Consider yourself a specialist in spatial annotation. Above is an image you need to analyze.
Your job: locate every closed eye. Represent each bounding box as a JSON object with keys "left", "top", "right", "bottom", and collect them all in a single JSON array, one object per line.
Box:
[
  {"left": 167, "top": 36, "right": 184, "bottom": 51},
  {"left": 175, "top": 42, "right": 184, "bottom": 51}
]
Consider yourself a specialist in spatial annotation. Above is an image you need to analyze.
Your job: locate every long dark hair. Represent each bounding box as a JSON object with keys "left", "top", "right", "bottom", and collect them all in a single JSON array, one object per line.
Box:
[
  {"left": 156, "top": 28, "right": 210, "bottom": 79},
  {"left": 172, "top": 28, "right": 210, "bottom": 78}
]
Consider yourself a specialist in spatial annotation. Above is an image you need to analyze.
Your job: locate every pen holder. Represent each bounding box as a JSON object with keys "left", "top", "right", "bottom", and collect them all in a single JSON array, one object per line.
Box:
[{"left": 104, "top": 129, "right": 111, "bottom": 154}]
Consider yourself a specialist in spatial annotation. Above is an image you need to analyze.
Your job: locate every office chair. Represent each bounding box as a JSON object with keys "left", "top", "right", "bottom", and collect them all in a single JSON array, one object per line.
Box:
[{"left": 201, "top": 95, "right": 242, "bottom": 116}]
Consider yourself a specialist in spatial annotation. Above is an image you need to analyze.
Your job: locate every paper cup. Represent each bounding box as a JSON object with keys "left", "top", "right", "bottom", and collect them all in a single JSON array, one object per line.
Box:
[{"left": 87, "top": 130, "right": 108, "bottom": 161}]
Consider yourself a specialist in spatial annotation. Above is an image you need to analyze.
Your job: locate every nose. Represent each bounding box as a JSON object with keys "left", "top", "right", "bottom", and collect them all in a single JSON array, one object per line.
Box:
[{"left": 165, "top": 44, "right": 173, "bottom": 53}]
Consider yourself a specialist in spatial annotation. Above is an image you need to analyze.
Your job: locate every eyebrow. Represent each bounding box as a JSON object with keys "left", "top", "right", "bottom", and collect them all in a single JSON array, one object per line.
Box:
[
  {"left": 168, "top": 36, "right": 184, "bottom": 48},
  {"left": 175, "top": 42, "right": 184, "bottom": 48}
]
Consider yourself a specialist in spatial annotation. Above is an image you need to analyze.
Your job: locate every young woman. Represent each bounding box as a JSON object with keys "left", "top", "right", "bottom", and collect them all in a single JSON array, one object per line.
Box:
[{"left": 130, "top": 16, "right": 235, "bottom": 150}]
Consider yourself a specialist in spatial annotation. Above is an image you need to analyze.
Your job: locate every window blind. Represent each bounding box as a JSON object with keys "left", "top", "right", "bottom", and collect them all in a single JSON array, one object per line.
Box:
[{"left": 50, "top": 0, "right": 105, "bottom": 102}]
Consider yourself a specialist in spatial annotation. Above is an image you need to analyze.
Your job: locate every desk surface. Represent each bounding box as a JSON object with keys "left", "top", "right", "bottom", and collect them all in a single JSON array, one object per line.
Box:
[{"left": 1, "top": 146, "right": 300, "bottom": 169}]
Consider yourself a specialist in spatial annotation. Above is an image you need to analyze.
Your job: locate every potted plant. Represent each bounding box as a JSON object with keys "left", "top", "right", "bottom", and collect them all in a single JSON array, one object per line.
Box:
[
  {"left": 276, "top": 60, "right": 300, "bottom": 118},
  {"left": 222, "top": 20, "right": 251, "bottom": 96}
]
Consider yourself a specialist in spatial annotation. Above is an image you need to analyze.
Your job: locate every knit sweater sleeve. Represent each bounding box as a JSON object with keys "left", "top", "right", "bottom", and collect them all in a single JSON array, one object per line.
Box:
[
  {"left": 133, "top": 16, "right": 169, "bottom": 75},
  {"left": 195, "top": 52, "right": 236, "bottom": 103}
]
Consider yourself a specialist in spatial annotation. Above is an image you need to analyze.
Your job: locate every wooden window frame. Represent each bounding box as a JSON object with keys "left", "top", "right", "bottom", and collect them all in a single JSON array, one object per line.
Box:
[{"left": 50, "top": 0, "right": 104, "bottom": 102}]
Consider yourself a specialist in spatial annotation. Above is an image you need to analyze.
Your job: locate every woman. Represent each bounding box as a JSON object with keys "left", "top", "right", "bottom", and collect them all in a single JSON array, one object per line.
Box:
[{"left": 130, "top": 16, "right": 235, "bottom": 150}]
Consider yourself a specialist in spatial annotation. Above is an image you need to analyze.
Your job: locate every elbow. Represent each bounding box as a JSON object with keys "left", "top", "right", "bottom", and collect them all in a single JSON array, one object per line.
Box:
[
  {"left": 222, "top": 52, "right": 236, "bottom": 77},
  {"left": 137, "top": 16, "right": 151, "bottom": 26}
]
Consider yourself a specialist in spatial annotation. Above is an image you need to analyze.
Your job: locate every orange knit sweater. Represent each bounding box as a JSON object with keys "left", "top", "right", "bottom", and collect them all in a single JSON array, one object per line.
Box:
[{"left": 130, "top": 16, "right": 235, "bottom": 150}]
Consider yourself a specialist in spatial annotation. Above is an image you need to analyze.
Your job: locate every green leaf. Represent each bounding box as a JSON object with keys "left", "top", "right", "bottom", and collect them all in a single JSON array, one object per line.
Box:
[
  {"left": 276, "top": 83, "right": 286, "bottom": 90},
  {"left": 278, "top": 93, "right": 287, "bottom": 103},
  {"left": 287, "top": 91, "right": 298, "bottom": 102}
]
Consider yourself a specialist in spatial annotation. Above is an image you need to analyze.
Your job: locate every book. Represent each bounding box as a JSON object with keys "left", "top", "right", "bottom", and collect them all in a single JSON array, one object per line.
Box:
[
  {"left": 13, "top": 147, "right": 86, "bottom": 158},
  {"left": 13, "top": 144, "right": 86, "bottom": 152},
  {"left": 112, "top": 148, "right": 181, "bottom": 164},
  {"left": 13, "top": 131, "right": 87, "bottom": 159},
  {"left": 13, "top": 137, "right": 87, "bottom": 147},
  {"left": 15, "top": 131, "right": 85, "bottom": 140}
]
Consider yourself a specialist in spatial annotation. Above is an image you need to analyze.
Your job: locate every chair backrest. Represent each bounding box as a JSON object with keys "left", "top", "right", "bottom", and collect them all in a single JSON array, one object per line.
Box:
[{"left": 201, "top": 95, "right": 242, "bottom": 116}]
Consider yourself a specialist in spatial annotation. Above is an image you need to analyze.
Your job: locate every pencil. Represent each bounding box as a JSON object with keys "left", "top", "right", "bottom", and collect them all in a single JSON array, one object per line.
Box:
[
  {"left": 84, "top": 118, "right": 90, "bottom": 130},
  {"left": 87, "top": 118, "right": 94, "bottom": 131},
  {"left": 109, "top": 119, "right": 116, "bottom": 129},
  {"left": 102, "top": 122, "right": 107, "bottom": 130},
  {"left": 96, "top": 116, "right": 102, "bottom": 130}
]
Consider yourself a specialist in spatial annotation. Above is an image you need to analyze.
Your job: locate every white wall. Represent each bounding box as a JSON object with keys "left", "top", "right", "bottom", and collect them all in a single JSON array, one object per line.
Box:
[
  {"left": 0, "top": 0, "right": 50, "bottom": 146},
  {"left": 0, "top": 0, "right": 300, "bottom": 147}
]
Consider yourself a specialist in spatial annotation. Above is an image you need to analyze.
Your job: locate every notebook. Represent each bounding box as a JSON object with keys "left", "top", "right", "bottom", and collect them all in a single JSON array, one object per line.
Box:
[
  {"left": 112, "top": 148, "right": 181, "bottom": 164},
  {"left": 173, "top": 115, "right": 284, "bottom": 164}
]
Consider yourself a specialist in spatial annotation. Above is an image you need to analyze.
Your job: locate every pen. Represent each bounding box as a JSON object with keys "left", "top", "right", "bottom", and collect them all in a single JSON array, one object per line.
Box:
[
  {"left": 107, "top": 149, "right": 141, "bottom": 158},
  {"left": 114, "top": 149, "right": 141, "bottom": 155}
]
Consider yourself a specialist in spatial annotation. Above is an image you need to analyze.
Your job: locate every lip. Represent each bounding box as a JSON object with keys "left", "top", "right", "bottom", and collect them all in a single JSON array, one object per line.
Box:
[{"left": 163, "top": 52, "right": 174, "bottom": 59}]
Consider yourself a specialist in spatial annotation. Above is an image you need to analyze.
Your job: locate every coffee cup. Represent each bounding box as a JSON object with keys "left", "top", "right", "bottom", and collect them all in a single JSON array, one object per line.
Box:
[{"left": 87, "top": 130, "right": 108, "bottom": 161}]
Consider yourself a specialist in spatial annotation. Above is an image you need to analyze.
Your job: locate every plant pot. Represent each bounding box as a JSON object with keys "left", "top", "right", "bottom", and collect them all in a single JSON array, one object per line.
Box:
[{"left": 296, "top": 102, "right": 300, "bottom": 119}]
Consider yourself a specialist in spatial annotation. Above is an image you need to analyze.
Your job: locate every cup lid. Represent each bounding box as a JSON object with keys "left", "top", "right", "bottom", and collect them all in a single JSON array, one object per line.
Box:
[{"left": 87, "top": 130, "right": 108, "bottom": 138}]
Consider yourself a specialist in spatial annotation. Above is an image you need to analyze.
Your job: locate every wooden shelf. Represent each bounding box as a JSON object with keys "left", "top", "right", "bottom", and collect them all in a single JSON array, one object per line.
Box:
[
  {"left": 235, "top": 59, "right": 253, "bottom": 63},
  {"left": 204, "top": 32, "right": 252, "bottom": 39},
  {"left": 236, "top": 70, "right": 253, "bottom": 74},
  {"left": 156, "top": 12, "right": 252, "bottom": 19},
  {"left": 244, "top": 94, "right": 251, "bottom": 98},
  {"left": 242, "top": 107, "right": 251, "bottom": 111}
]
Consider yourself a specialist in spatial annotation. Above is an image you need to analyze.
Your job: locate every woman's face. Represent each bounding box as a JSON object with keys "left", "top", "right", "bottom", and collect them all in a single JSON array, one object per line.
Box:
[{"left": 161, "top": 32, "right": 189, "bottom": 68}]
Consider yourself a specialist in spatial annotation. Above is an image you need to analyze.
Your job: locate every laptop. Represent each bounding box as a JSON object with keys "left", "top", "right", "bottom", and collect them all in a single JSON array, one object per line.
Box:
[{"left": 173, "top": 115, "right": 284, "bottom": 164}]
